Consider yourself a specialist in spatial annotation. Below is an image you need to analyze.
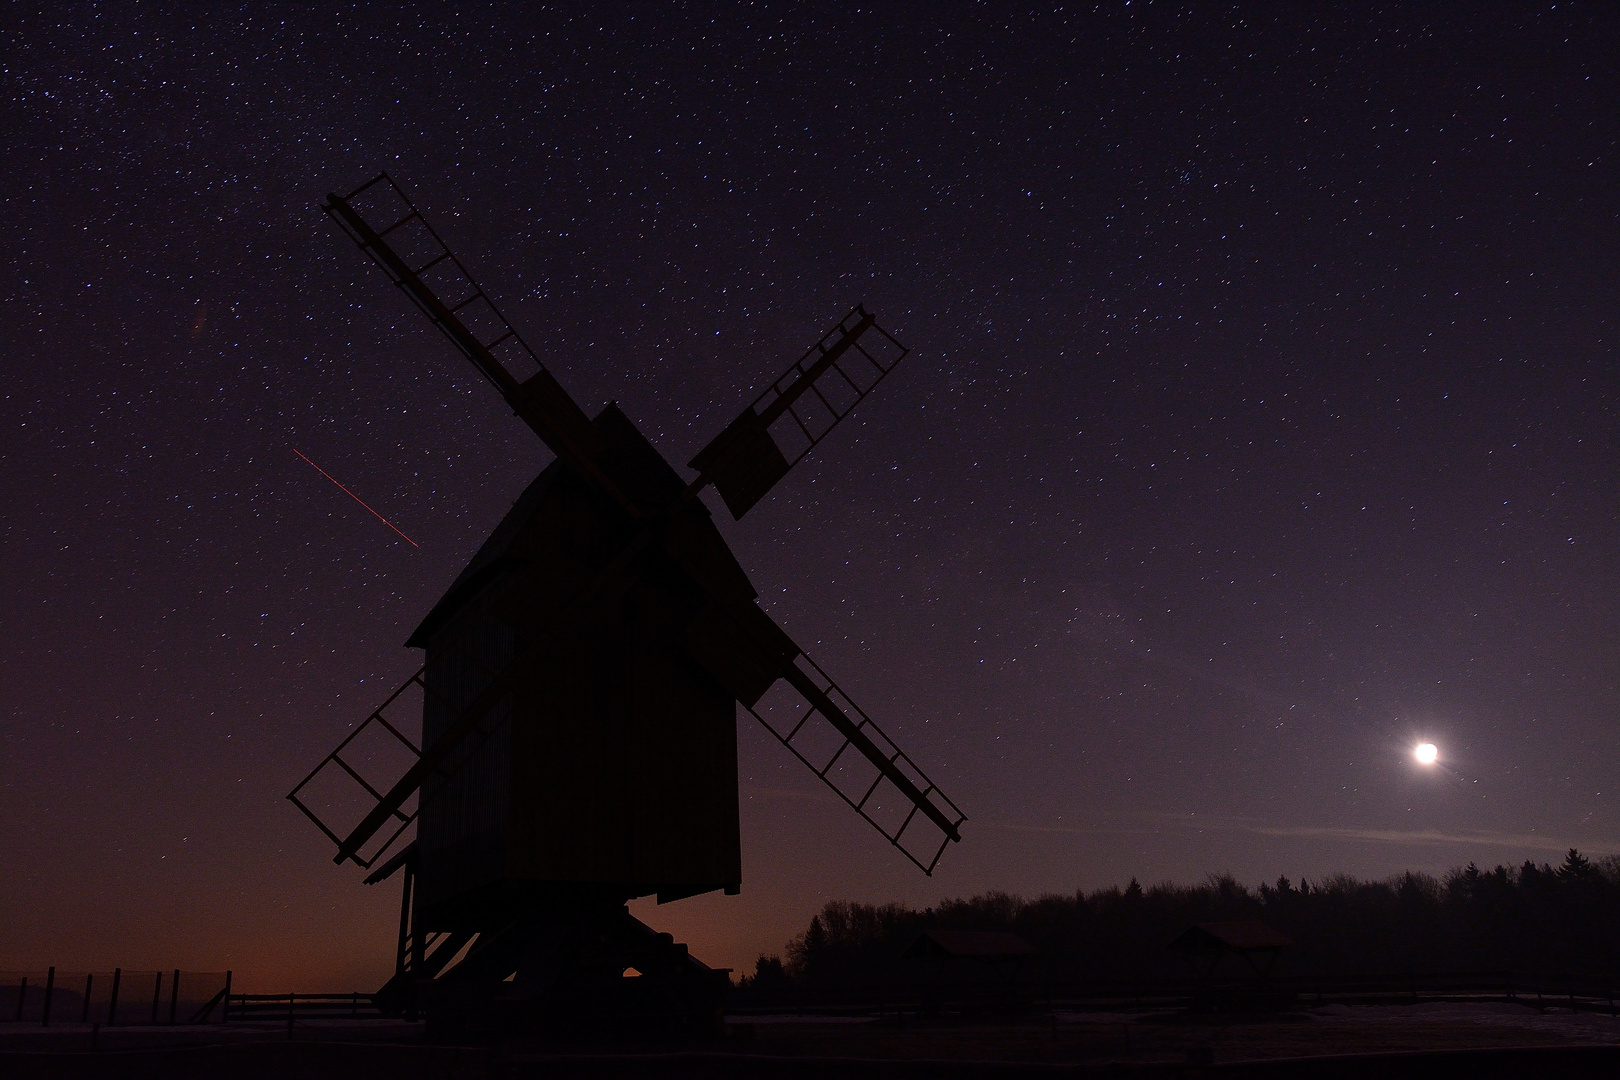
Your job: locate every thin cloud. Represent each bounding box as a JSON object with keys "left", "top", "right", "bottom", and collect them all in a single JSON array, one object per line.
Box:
[
  {"left": 1231, "top": 822, "right": 1615, "bottom": 857},
  {"left": 981, "top": 816, "right": 1616, "bottom": 857}
]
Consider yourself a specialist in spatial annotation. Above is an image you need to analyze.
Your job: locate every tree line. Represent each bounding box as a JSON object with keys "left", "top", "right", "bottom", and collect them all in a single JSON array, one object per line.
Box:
[{"left": 742, "top": 850, "right": 1620, "bottom": 995}]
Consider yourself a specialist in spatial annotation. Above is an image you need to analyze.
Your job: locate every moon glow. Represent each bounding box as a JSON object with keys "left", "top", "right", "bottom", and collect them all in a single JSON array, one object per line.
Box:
[{"left": 1414, "top": 742, "right": 1439, "bottom": 765}]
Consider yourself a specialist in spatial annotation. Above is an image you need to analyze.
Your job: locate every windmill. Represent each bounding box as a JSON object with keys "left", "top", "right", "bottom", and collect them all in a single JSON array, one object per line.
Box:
[{"left": 288, "top": 174, "right": 967, "bottom": 1032}]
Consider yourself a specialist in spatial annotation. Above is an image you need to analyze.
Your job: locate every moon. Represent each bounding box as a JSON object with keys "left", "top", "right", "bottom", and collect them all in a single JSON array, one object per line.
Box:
[{"left": 1414, "top": 742, "right": 1439, "bottom": 765}]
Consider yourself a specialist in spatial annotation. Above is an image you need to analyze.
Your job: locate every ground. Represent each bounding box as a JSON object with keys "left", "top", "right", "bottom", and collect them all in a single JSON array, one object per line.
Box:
[{"left": 2, "top": 1001, "right": 1620, "bottom": 1076}]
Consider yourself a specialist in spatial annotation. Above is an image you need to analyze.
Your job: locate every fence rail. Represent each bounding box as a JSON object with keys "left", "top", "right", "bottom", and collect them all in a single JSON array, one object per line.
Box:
[
  {"left": 224, "top": 992, "right": 382, "bottom": 1023},
  {"left": 0, "top": 973, "right": 393, "bottom": 1028}
]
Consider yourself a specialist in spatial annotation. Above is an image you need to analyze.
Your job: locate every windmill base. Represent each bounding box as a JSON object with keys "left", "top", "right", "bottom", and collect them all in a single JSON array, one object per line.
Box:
[
  {"left": 418, "top": 966, "right": 729, "bottom": 1042},
  {"left": 378, "top": 894, "right": 729, "bottom": 1041}
]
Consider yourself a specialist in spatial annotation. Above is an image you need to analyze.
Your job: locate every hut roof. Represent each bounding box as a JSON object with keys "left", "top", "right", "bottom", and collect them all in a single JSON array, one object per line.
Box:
[
  {"left": 903, "top": 930, "right": 1035, "bottom": 960},
  {"left": 1167, "top": 921, "right": 1292, "bottom": 956}
]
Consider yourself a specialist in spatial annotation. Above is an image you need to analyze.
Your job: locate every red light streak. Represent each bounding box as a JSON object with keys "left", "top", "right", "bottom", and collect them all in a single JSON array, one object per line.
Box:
[{"left": 293, "top": 449, "right": 419, "bottom": 548}]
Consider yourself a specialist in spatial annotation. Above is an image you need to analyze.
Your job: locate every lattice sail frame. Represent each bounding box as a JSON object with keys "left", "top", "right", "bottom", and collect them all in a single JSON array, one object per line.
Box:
[
  {"left": 746, "top": 653, "right": 966, "bottom": 874},
  {"left": 754, "top": 305, "right": 909, "bottom": 467},
  {"left": 287, "top": 672, "right": 424, "bottom": 868},
  {"left": 286, "top": 630, "right": 513, "bottom": 870},
  {"left": 325, "top": 173, "right": 549, "bottom": 394}
]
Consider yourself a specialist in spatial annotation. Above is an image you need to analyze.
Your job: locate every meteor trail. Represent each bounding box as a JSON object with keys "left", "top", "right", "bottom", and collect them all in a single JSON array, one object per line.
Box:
[{"left": 293, "top": 449, "right": 419, "bottom": 547}]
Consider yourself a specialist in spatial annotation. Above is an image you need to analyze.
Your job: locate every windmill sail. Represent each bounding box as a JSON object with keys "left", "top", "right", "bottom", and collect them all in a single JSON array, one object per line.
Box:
[
  {"left": 323, "top": 176, "right": 611, "bottom": 496},
  {"left": 745, "top": 653, "right": 965, "bottom": 874},
  {"left": 689, "top": 305, "right": 909, "bottom": 519}
]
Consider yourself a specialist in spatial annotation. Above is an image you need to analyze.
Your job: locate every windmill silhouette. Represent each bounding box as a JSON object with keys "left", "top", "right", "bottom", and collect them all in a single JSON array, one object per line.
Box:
[{"left": 289, "top": 174, "right": 967, "bottom": 1032}]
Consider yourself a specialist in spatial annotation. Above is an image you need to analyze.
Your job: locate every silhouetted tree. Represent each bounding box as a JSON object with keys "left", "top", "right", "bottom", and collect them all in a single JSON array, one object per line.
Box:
[
  {"left": 743, "top": 955, "right": 789, "bottom": 990},
  {"left": 1559, "top": 848, "right": 1597, "bottom": 884}
]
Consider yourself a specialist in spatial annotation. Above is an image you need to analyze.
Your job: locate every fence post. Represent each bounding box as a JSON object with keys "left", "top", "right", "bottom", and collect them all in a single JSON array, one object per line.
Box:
[
  {"left": 12, "top": 977, "right": 24, "bottom": 1022},
  {"left": 286, "top": 993, "right": 295, "bottom": 1040},
  {"left": 41, "top": 967, "right": 55, "bottom": 1027},
  {"left": 169, "top": 971, "right": 179, "bottom": 1025},
  {"left": 221, "top": 971, "right": 232, "bottom": 1023},
  {"left": 151, "top": 971, "right": 163, "bottom": 1025},
  {"left": 81, "top": 974, "right": 93, "bottom": 1023},
  {"left": 107, "top": 968, "right": 122, "bottom": 1026}
]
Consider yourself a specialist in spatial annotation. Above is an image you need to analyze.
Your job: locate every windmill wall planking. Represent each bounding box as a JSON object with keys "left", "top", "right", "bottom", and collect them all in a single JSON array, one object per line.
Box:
[{"left": 411, "top": 407, "right": 746, "bottom": 929}]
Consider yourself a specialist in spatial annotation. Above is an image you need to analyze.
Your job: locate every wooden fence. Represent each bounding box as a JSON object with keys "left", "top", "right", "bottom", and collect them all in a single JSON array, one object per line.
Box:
[{"left": 1, "top": 969, "right": 232, "bottom": 1026}]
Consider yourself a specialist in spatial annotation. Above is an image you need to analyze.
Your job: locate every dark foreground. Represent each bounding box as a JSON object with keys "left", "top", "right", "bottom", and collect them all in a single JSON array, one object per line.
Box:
[{"left": 3, "top": 1002, "right": 1620, "bottom": 1078}]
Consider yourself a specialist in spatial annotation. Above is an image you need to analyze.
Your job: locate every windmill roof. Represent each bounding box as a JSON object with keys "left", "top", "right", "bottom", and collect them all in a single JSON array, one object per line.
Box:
[
  {"left": 405, "top": 462, "right": 565, "bottom": 649},
  {"left": 406, "top": 401, "right": 755, "bottom": 650}
]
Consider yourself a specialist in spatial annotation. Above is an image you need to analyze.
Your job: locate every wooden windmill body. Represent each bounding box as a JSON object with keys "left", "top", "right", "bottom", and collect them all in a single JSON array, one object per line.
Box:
[{"left": 410, "top": 406, "right": 748, "bottom": 923}]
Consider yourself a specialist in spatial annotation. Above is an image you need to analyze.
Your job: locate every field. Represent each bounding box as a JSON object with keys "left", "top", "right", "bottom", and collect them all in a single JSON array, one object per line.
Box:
[{"left": 3, "top": 999, "right": 1620, "bottom": 1077}]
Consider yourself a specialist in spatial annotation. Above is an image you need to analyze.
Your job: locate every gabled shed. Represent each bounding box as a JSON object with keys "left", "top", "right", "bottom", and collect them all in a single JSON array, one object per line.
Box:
[
  {"left": 903, "top": 930, "right": 1035, "bottom": 1014},
  {"left": 1167, "top": 921, "right": 1292, "bottom": 978}
]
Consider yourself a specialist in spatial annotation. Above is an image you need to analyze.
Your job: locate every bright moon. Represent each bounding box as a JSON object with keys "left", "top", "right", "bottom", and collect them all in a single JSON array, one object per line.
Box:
[{"left": 1415, "top": 742, "right": 1439, "bottom": 765}]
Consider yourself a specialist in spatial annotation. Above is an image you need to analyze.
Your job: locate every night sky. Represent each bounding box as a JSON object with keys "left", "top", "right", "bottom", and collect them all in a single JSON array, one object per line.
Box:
[{"left": 5, "top": 5, "right": 1617, "bottom": 990}]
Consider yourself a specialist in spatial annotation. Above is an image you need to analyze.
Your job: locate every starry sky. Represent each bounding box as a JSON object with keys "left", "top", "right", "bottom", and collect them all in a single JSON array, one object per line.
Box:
[{"left": 4, "top": 4, "right": 1617, "bottom": 990}]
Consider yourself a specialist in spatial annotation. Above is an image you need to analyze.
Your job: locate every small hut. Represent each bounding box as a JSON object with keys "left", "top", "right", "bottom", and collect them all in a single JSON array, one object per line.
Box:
[
  {"left": 1168, "top": 921, "right": 1292, "bottom": 978},
  {"left": 903, "top": 931, "right": 1034, "bottom": 1015},
  {"left": 1167, "top": 921, "right": 1292, "bottom": 1010}
]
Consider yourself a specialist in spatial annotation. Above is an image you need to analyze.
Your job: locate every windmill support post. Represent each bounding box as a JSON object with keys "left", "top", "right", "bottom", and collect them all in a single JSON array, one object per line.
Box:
[{"left": 395, "top": 861, "right": 413, "bottom": 980}]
